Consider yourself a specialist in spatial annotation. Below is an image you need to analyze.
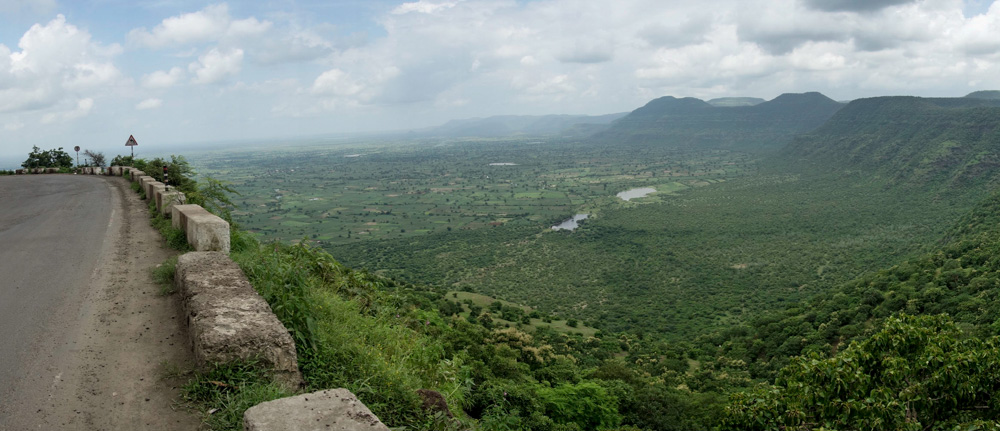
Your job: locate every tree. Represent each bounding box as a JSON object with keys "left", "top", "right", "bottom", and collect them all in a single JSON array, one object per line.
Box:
[
  {"left": 721, "top": 314, "right": 1000, "bottom": 430},
  {"left": 21, "top": 146, "right": 73, "bottom": 169},
  {"left": 83, "top": 150, "right": 106, "bottom": 167},
  {"left": 110, "top": 154, "right": 134, "bottom": 166}
]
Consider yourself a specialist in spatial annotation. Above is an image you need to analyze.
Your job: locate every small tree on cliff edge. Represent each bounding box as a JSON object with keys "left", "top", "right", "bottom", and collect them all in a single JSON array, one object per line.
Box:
[{"left": 83, "top": 150, "right": 106, "bottom": 167}]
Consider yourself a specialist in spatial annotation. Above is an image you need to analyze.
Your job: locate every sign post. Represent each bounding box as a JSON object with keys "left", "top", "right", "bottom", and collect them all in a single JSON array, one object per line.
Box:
[
  {"left": 125, "top": 135, "right": 138, "bottom": 158},
  {"left": 74, "top": 145, "right": 80, "bottom": 167}
]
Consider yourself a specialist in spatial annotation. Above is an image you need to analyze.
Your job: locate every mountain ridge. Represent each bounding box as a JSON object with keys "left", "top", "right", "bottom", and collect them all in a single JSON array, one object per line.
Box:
[{"left": 591, "top": 92, "right": 844, "bottom": 151}]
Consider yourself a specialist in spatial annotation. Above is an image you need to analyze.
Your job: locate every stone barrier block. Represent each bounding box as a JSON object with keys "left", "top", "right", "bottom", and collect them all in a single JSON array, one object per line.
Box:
[
  {"left": 137, "top": 176, "right": 155, "bottom": 198},
  {"left": 171, "top": 204, "right": 231, "bottom": 253},
  {"left": 147, "top": 182, "right": 165, "bottom": 201},
  {"left": 46, "top": 167, "right": 59, "bottom": 174},
  {"left": 15, "top": 169, "right": 23, "bottom": 175},
  {"left": 156, "top": 190, "right": 187, "bottom": 217},
  {"left": 243, "top": 389, "right": 389, "bottom": 431},
  {"left": 130, "top": 170, "right": 145, "bottom": 181},
  {"left": 175, "top": 252, "right": 302, "bottom": 391},
  {"left": 32, "top": 168, "right": 43, "bottom": 174}
]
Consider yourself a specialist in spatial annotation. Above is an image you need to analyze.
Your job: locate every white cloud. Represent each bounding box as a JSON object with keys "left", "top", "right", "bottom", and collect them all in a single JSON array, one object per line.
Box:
[
  {"left": 135, "top": 98, "right": 163, "bottom": 110},
  {"left": 311, "top": 69, "right": 364, "bottom": 97},
  {"left": 392, "top": 1, "right": 461, "bottom": 15},
  {"left": 188, "top": 48, "right": 244, "bottom": 84},
  {"left": 127, "top": 4, "right": 271, "bottom": 48},
  {"left": 141, "top": 67, "right": 185, "bottom": 89},
  {"left": 0, "top": 15, "right": 121, "bottom": 114}
]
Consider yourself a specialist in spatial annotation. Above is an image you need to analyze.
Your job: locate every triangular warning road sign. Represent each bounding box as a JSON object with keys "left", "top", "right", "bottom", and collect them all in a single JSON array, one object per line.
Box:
[{"left": 126, "top": 135, "right": 138, "bottom": 146}]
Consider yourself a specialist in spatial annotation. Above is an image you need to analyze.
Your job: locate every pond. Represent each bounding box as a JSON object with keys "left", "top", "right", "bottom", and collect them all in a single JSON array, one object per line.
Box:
[
  {"left": 488, "top": 162, "right": 518, "bottom": 166},
  {"left": 552, "top": 214, "right": 589, "bottom": 231},
  {"left": 617, "top": 187, "right": 656, "bottom": 201}
]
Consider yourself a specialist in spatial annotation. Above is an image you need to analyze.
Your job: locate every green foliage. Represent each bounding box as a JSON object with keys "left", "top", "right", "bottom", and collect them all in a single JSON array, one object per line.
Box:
[
  {"left": 187, "top": 176, "right": 240, "bottom": 222},
  {"left": 152, "top": 256, "right": 179, "bottom": 295},
  {"left": 538, "top": 382, "right": 621, "bottom": 429},
  {"left": 110, "top": 154, "right": 134, "bottom": 167},
  {"left": 722, "top": 314, "right": 1000, "bottom": 430},
  {"left": 150, "top": 208, "right": 190, "bottom": 251},
  {"left": 21, "top": 145, "right": 73, "bottom": 168},
  {"left": 182, "top": 359, "right": 293, "bottom": 431}
]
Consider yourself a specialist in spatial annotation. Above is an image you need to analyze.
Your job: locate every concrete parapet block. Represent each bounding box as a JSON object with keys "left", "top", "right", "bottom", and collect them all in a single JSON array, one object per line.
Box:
[
  {"left": 156, "top": 190, "right": 187, "bottom": 217},
  {"left": 130, "top": 170, "right": 145, "bottom": 181},
  {"left": 171, "top": 204, "right": 231, "bottom": 253},
  {"left": 15, "top": 169, "right": 24, "bottom": 175},
  {"left": 46, "top": 167, "right": 59, "bottom": 174},
  {"left": 137, "top": 176, "right": 155, "bottom": 197},
  {"left": 32, "top": 168, "right": 43, "bottom": 174},
  {"left": 175, "top": 252, "right": 303, "bottom": 391},
  {"left": 243, "top": 389, "right": 389, "bottom": 431},
  {"left": 147, "top": 182, "right": 165, "bottom": 202}
]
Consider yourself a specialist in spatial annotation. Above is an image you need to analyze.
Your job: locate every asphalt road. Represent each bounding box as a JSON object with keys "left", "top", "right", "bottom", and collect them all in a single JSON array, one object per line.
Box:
[{"left": 0, "top": 175, "right": 112, "bottom": 395}]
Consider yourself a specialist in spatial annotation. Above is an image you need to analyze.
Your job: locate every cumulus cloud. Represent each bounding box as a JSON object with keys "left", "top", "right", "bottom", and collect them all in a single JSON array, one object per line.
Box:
[
  {"left": 141, "top": 67, "right": 185, "bottom": 89},
  {"left": 392, "top": 1, "right": 461, "bottom": 15},
  {"left": 188, "top": 48, "right": 244, "bottom": 84},
  {"left": 127, "top": 3, "right": 271, "bottom": 48},
  {"left": 135, "top": 98, "right": 163, "bottom": 110},
  {"left": 0, "top": 15, "right": 121, "bottom": 114}
]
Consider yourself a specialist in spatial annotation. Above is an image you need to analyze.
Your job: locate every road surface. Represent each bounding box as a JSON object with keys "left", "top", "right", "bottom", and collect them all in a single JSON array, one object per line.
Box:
[{"left": 0, "top": 174, "right": 198, "bottom": 430}]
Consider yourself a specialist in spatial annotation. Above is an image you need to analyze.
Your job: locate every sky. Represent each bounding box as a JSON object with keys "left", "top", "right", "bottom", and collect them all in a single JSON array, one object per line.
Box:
[{"left": 1, "top": 0, "right": 1000, "bottom": 166}]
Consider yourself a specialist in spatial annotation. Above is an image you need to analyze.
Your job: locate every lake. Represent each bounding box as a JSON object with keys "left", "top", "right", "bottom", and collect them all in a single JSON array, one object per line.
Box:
[
  {"left": 552, "top": 214, "right": 589, "bottom": 231},
  {"left": 617, "top": 187, "right": 656, "bottom": 201}
]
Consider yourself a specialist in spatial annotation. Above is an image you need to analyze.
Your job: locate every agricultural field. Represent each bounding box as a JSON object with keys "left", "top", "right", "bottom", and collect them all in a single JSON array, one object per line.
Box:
[
  {"left": 191, "top": 137, "right": 756, "bottom": 245},
  {"left": 189, "top": 136, "right": 965, "bottom": 339}
]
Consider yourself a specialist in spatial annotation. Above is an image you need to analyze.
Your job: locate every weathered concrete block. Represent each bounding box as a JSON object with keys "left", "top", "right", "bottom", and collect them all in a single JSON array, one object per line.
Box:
[
  {"left": 156, "top": 189, "right": 186, "bottom": 217},
  {"left": 171, "top": 204, "right": 231, "bottom": 253},
  {"left": 45, "top": 167, "right": 59, "bottom": 174},
  {"left": 32, "top": 167, "right": 43, "bottom": 174},
  {"left": 137, "top": 176, "right": 155, "bottom": 198},
  {"left": 243, "top": 389, "right": 389, "bottom": 431},
  {"left": 175, "top": 252, "right": 302, "bottom": 390},
  {"left": 147, "top": 182, "right": 165, "bottom": 202},
  {"left": 15, "top": 169, "right": 23, "bottom": 175},
  {"left": 130, "top": 169, "right": 146, "bottom": 181}
]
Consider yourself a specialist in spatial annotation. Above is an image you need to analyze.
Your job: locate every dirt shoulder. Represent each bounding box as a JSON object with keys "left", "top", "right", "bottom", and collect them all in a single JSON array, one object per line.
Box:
[{"left": 0, "top": 176, "right": 200, "bottom": 430}]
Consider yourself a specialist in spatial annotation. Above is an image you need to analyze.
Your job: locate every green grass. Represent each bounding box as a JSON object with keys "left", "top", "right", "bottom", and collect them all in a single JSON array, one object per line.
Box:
[
  {"left": 181, "top": 359, "right": 294, "bottom": 431},
  {"left": 153, "top": 256, "right": 179, "bottom": 295}
]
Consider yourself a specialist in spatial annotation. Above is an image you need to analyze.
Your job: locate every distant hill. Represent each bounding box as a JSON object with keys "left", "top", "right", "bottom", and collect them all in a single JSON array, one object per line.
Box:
[
  {"left": 417, "top": 113, "right": 627, "bottom": 138},
  {"left": 707, "top": 97, "right": 766, "bottom": 107},
  {"left": 966, "top": 90, "right": 1000, "bottom": 100},
  {"left": 787, "top": 96, "right": 1000, "bottom": 190},
  {"left": 592, "top": 92, "right": 844, "bottom": 151}
]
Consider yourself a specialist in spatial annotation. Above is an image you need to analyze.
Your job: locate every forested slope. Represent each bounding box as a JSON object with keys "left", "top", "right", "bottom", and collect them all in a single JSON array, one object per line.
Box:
[
  {"left": 717, "top": 188, "right": 1000, "bottom": 429},
  {"left": 786, "top": 96, "right": 1000, "bottom": 192}
]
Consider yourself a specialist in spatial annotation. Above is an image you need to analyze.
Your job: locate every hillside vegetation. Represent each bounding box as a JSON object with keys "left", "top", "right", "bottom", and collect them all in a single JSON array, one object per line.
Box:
[{"left": 787, "top": 96, "right": 1000, "bottom": 192}]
